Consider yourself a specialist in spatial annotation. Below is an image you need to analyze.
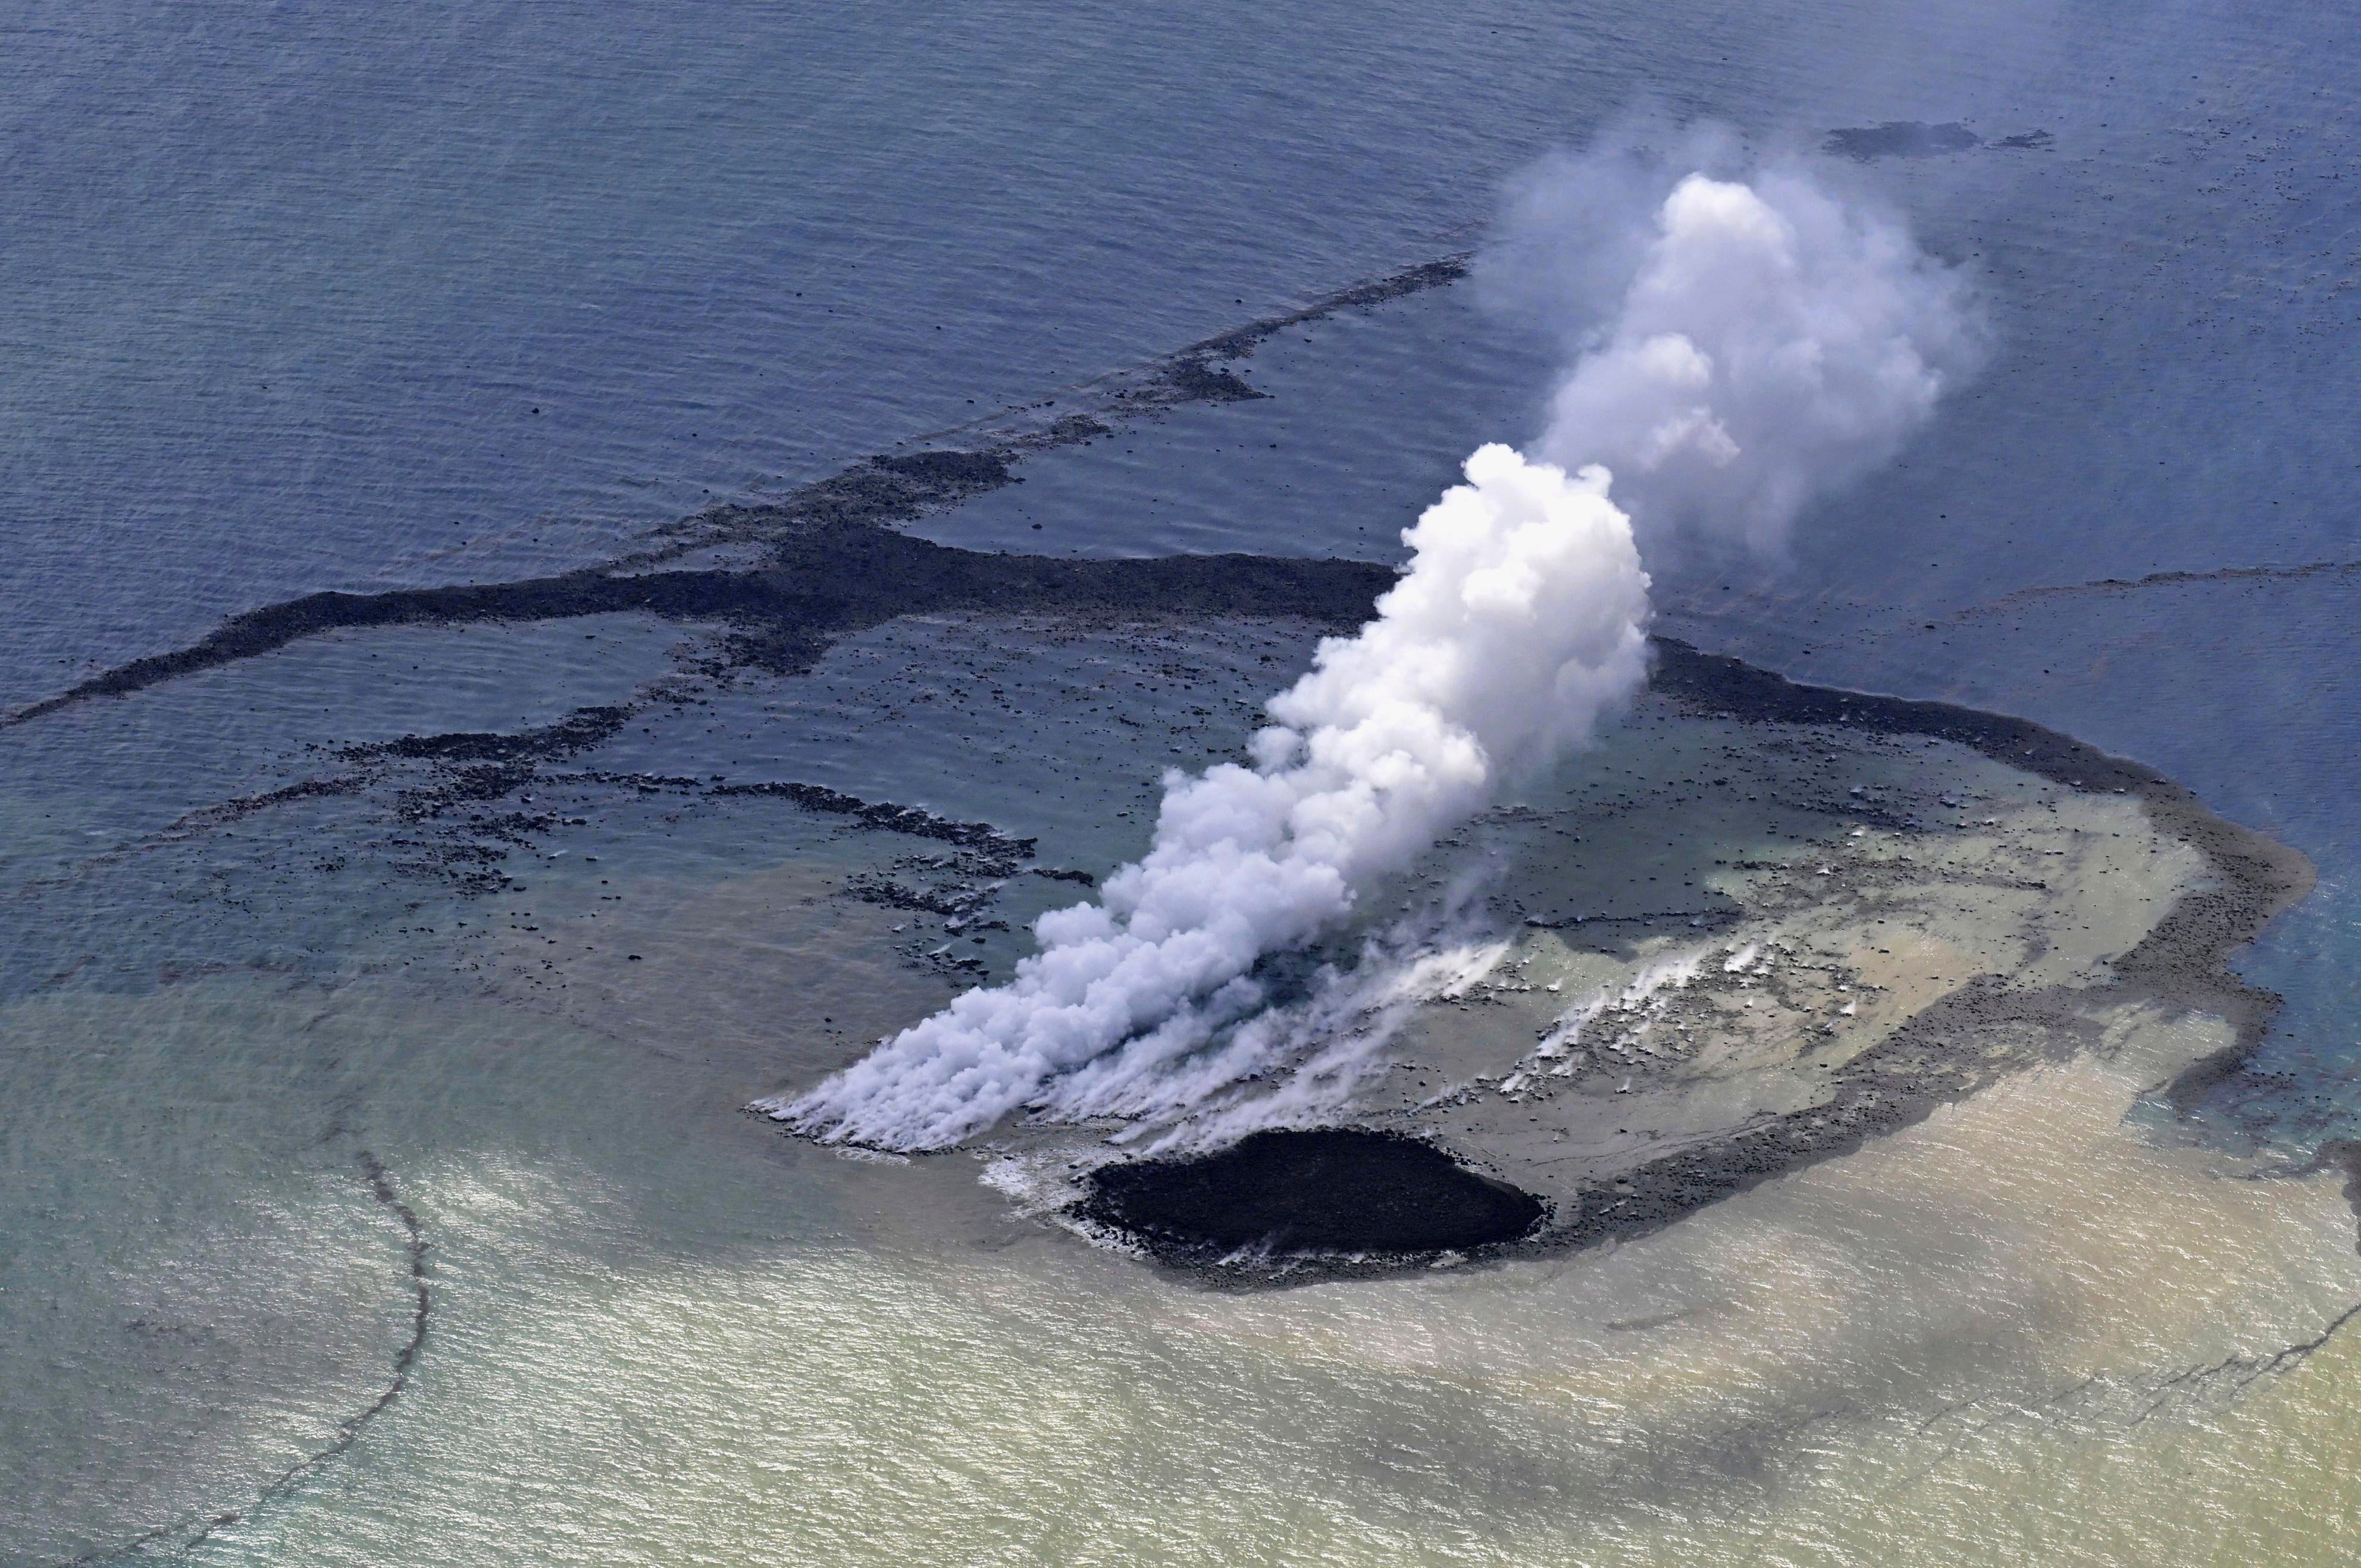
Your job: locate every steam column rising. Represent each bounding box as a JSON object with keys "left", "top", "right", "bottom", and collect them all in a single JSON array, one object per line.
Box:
[
  {"left": 765, "top": 446, "right": 1651, "bottom": 1149},
  {"left": 760, "top": 159, "right": 1981, "bottom": 1152}
]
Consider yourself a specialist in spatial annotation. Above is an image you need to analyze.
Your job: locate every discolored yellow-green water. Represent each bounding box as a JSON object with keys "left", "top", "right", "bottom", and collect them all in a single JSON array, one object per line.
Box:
[
  {"left": 10, "top": 671, "right": 2356, "bottom": 1567},
  {"left": 30, "top": 989, "right": 2359, "bottom": 1567}
]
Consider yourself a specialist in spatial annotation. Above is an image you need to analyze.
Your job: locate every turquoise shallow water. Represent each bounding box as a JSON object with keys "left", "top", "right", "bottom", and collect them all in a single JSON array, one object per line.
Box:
[{"left": 7, "top": 0, "right": 2361, "bottom": 1560}]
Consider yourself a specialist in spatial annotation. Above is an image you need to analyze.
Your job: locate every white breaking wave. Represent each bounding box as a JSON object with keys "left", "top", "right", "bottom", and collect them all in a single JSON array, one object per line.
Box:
[{"left": 757, "top": 141, "right": 1979, "bottom": 1153}]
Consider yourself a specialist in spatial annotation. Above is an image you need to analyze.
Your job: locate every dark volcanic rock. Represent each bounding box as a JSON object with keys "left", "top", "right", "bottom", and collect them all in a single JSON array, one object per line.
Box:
[
  {"left": 1823, "top": 121, "right": 1982, "bottom": 160},
  {"left": 6, "top": 529, "right": 1394, "bottom": 725},
  {"left": 1079, "top": 1128, "right": 1545, "bottom": 1257},
  {"left": 4, "top": 250, "right": 1479, "bottom": 732}
]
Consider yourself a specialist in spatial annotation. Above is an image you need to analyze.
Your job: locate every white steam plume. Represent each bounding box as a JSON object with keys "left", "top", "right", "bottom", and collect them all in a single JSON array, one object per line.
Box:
[
  {"left": 765, "top": 446, "right": 1651, "bottom": 1149},
  {"left": 1506, "top": 152, "right": 1984, "bottom": 554},
  {"left": 760, "top": 146, "right": 1978, "bottom": 1152}
]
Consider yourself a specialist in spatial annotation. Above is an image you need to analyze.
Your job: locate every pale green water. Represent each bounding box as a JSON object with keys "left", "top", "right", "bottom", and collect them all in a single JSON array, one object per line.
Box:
[{"left": 17, "top": 958, "right": 2360, "bottom": 1565}]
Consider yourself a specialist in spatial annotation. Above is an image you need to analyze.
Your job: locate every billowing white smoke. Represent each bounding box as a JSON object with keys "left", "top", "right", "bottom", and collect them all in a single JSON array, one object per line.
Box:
[
  {"left": 762, "top": 148, "right": 1978, "bottom": 1152},
  {"left": 1511, "top": 159, "right": 1984, "bottom": 554},
  {"left": 765, "top": 446, "right": 1651, "bottom": 1148}
]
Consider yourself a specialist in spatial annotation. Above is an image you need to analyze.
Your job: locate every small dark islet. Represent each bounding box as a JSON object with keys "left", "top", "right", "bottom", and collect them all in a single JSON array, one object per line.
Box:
[{"left": 1078, "top": 1128, "right": 1545, "bottom": 1259}]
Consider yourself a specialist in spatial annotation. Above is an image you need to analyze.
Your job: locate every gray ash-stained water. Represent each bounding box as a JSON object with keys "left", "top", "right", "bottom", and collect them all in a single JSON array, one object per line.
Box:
[{"left": 0, "top": 513, "right": 1393, "bottom": 910}]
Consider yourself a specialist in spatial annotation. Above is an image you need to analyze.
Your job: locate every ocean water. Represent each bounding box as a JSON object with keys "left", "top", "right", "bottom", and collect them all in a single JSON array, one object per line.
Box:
[{"left": 6, "top": 0, "right": 2361, "bottom": 1561}]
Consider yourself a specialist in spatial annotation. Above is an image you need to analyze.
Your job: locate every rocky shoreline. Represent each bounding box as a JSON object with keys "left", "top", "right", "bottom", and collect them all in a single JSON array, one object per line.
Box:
[{"left": 1068, "top": 640, "right": 2316, "bottom": 1287}]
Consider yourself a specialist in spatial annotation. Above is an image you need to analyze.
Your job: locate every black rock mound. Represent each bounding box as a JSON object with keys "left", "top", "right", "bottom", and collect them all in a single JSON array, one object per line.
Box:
[{"left": 1078, "top": 1128, "right": 1545, "bottom": 1257}]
